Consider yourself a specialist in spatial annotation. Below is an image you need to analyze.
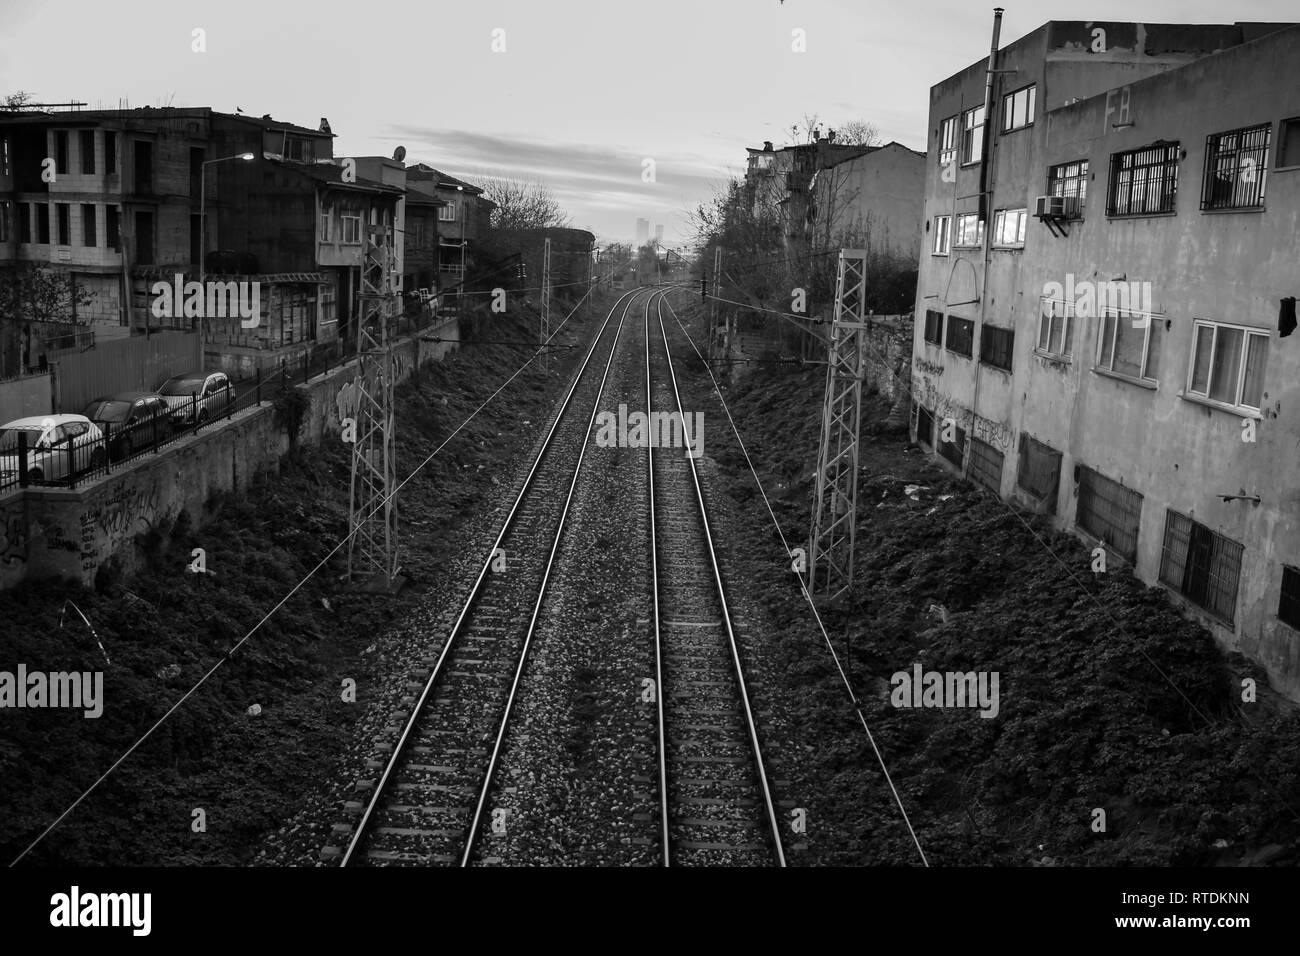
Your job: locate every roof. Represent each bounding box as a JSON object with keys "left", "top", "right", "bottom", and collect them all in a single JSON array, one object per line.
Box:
[
  {"left": 210, "top": 110, "right": 332, "bottom": 138},
  {"left": 273, "top": 160, "right": 404, "bottom": 195},
  {"left": 406, "top": 163, "right": 485, "bottom": 194},
  {"left": 0, "top": 106, "right": 332, "bottom": 138}
]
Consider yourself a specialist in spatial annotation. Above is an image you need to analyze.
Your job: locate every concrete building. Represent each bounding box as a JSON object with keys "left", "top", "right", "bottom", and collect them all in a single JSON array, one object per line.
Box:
[
  {"left": 635, "top": 217, "right": 650, "bottom": 246},
  {"left": 404, "top": 165, "right": 491, "bottom": 310},
  {"left": 910, "top": 18, "right": 1300, "bottom": 697},
  {"left": 808, "top": 141, "right": 926, "bottom": 262}
]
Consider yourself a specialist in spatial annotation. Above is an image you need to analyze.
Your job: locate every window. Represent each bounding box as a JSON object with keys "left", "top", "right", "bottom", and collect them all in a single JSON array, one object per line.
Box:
[
  {"left": 938, "top": 116, "right": 958, "bottom": 167},
  {"left": 284, "top": 136, "right": 314, "bottom": 162},
  {"left": 954, "top": 213, "right": 984, "bottom": 247},
  {"left": 1, "top": 135, "right": 8, "bottom": 176},
  {"left": 1159, "top": 510, "right": 1243, "bottom": 623},
  {"left": 980, "top": 325, "right": 1014, "bottom": 371},
  {"left": 1096, "top": 310, "right": 1156, "bottom": 382},
  {"left": 967, "top": 438, "right": 1003, "bottom": 493},
  {"left": 19, "top": 202, "right": 30, "bottom": 243},
  {"left": 341, "top": 214, "right": 361, "bottom": 244},
  {"left": 36, "top": 203, "right": 49, "bottom": 244},
  {"left": 55, "top": 203, "right": 69, "bottom": 245},
  {"left": 0, "top": 201, "right": 8, "bottom": 242},
  {"left": 1037, "top": 297, "right": 1075, "bottom": 359},
  {"left": 916, "top": 406, "right": 934, "bottom": 446},
  {"left": 106, "top": 205, "right": 119, "bottom": 251},
  {"left": 1187, "top": 320, "right": 1268, "bottom": 410},
  {"left": 1001, "top": 85, "right": 1036, "bottom": 132},
  {"left": 319, "top": 212, "right": 331, "bottom": 242},
  {"left": 135, "top": 211, "right": 154, "bottom": 264},
  {"left": 945, "top": 316, "right": 974, "bottom": 357},
  {"left": 189, "top": 213, "right": 200, "bottom": 266},
  {"left": 1278, "top": 566, "right": 1300, "bottom": 630},
  {"left": 961, "top": 106, "right": 985, "bottom": 164},
  {"left": 932, "top": 215, "right": 951, "bottom": 254},
  {"left": 992, "top": 208, "right": 1027, "bottom": 246},
  {"left": 1076, "top": 466, "right": 1143, "bottom": 561},
  {"left": 439, "top": 202, "right": 457, "bottom": 222},
  {"left": 54, "top": 130, "right": 69, "bottom": 174},
  {"left": 923, "top": 309, "right": 944, "bottom": 346},
  {"left": 1279, "top": 117, "right": 1300, "bottom": 168},
  {"left": 937, "top": 420, "right": 966, "bottom": 469},
  {"left": 1201, "top": 124, "right": 1269, "bottom": 210},
  {"left": 104, "top": 131, "right": 116, "bottom": 174},
  {"left": 1017, "top": 434, "right": 1061, "bottom": 513},
  {"left": 1048, "top": 160, "right": 1089, "bottom": 205},
  {"left": 81, "top": 204, "right": 96, "bottom": 247},
  {"left": 79, "top": 130, "right": 95, "bottom": 174},
  {"left": 1107, "top": 143, "right": 1179, "bottom": 216}
]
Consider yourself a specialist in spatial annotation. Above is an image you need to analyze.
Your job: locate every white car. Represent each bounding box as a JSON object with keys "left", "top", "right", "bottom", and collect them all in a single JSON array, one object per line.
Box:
[
  {"left": 158, "top": 371, "right": 236, "bottom": 424},
  {"left": 0, "top": 414, "right": 107, "bottom": 484}
]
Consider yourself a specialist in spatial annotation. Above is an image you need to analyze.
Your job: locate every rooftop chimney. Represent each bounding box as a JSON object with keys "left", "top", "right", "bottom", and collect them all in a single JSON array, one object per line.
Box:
[
  {"left": 763, "top": 140, "right": 773, "bottom": 151},
  {"left": 319, "top": 117, "right": 332, "bottom": 135}
]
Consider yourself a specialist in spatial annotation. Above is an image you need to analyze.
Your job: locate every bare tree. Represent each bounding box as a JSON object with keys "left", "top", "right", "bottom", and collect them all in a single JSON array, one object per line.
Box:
[
  {"left": 2, "top": 91, "right": 35, "bottom": 111},
  {"left": 478, "top": 175, "right": 572, "bottom": 231},
  {"left": 0, "top": 265, "right": 94, "bottom": 376},
  {"left": 835, "top": 119, "right": 881, "bottom": 147}
]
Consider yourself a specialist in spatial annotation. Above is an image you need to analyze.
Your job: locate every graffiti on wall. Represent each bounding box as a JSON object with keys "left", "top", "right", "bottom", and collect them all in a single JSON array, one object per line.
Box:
[
  {"left": 1, "top": 509, "right": 27, "bottom": 566},
  {"left": 92, "top": 480, "right": 162, "bottom": 539}
]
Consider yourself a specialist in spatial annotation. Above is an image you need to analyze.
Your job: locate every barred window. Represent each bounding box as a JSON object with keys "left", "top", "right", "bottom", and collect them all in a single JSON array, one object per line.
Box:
[
  {"left": 1048, "top": 159, "right": 1088, "bottom": 205},
  {"left": 938, "top": 419, "right": 966, "bottom": 469},
  {"left": 1075, "top": 465, "right": 1143, "bottom": 561},
  {"left": 1107, "top": 143, "right": 1180, "bottom": 216},
  {"left": 1017, "top": 433, "right": 1061, "bottom": 513},
  {"left": 980, "top": 325, "right": 1014, "bottom": 372},
  {"left": 1201, "top": 124, "right": 1269, "bottom": 211},
  {"left": 916, "top": 406, "right": 934, "bottom": 446},
  {"left": 946, "top": 316, "right": 974, "bottom": 358},
  {"left": 967, "top": 437, "right": 1004, "bottom": 493},
  {"left": 1159, "top": 510, "right": 1243, "bottom": 624},
  {"left": 923, "top": 309, "right": 943, "bottom": 346},
  {"left": 1279, "top": 566, "right": 1300, "bottom": 630}
]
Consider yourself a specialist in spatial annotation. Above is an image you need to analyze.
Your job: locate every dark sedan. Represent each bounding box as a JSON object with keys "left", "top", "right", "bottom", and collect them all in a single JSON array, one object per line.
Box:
[{"left": 82, "top": 392, "right": 174, "bottom": 460}]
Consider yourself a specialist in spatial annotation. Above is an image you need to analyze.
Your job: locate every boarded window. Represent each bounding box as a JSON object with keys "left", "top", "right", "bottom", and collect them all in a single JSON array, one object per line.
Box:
[
  {"left": 1279, "top": 566, "right": 1300, "bottom": 630},
  {"left": 946, "top": 316, "right": 974, "bottom": 357},
  {"left": 937, "top": 421, "right": 966, "bottom": 469},
  {"left": 916, "top": 406, "right": 934, "bottom": 446},
  {"left": 1159, "top": 510, "right": 1243, "bottom": 623},
  {"left": 980, "top": 325, "right": 1014, "bottom": 371},
  {"left": 968, "top": 437, "right": 1003, "bottom": 493},
  {"left": 1076, "top": 465, "right": 1142, "bottom": 561},
  {"left": 1017, "top": 433, "right": 1061, "bottom": 513},
  {"left": 924, "top": 309, "right": 943, "bottom": 345}
]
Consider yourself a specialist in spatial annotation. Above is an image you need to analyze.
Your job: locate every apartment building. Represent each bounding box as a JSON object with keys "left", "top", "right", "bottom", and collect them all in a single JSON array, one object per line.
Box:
[
  {"left": 403, "top": 164, "right": 492, "bottom": 307},
  {"left": 911, "top": 19, "right": 1300, "bottom": 697}
]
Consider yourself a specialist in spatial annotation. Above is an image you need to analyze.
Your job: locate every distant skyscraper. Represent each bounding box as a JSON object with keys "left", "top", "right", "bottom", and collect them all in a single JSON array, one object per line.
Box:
[
  {"left": 635, "top": 218, "right": 650, "bottom": 245},
  {"left": 654, "top": 224, "right": 664, "bottom": 242}
]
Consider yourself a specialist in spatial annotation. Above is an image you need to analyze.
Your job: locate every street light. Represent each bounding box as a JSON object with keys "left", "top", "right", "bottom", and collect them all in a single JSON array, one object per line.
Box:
[{"left": 198, "top": 151, "right": 255, "bottom": 368}]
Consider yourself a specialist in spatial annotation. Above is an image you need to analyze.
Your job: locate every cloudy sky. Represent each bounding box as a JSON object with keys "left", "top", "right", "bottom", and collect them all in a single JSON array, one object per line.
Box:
[{"left": 1, "top": 0, "right": 1294, "bottom": 246}]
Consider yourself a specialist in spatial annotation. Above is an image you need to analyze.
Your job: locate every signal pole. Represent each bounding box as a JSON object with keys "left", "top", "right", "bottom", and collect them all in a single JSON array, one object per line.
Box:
[{"left": 541, "top": 237, "right": 552, "bottom": 373}]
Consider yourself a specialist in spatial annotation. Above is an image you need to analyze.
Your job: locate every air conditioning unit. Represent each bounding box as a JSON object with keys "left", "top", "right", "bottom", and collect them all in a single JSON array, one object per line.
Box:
[{"left": 1035, "top": 195, "right": 1066, "bottom": 218}]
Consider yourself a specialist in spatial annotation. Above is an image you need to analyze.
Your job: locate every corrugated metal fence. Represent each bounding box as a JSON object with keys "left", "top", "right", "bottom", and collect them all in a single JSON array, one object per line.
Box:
[
  {"left": 0, "top": 372, "right": 54, "bottom": 420},
  {"left": 50, "top": 332, "right": 200, "bottom": 413}
]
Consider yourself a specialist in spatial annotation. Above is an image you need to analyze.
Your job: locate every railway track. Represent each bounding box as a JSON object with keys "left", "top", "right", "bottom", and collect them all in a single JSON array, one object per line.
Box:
[
  {"left": 333, "top": 287, "right": 644, "bottom": 866},
  {"left": 644, "top": 288, "right": 786, "bottom": 866}
]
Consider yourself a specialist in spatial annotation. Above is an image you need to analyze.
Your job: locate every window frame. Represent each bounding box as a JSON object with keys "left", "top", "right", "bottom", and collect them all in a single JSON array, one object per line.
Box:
[
  {"left": 1158, "top": 509, "right": 1244, "bottom": 624},
  {"left": 1278, "top": 116, "right": 1300, "bottom": 170},
  {"left": 81, "top": 203, "right": 96, "bottom": 247},
  {"left": 1094, "top": 308, "right": 1156, "bottom": 385},
  {"left": 932, "top": 215, "right": 951, "bottom": 255},
  {"left": 1036, "top": 295, "right": 1075, "bottom": 361},
  {"left": 55, "top": 202, "right": 70, "bottom": 246},
  {"left": 938, "top": 116, "right": 958, "bottom": 167},
  {"left": 1047, "top": 159, "right": 1089, "bottom": 209},
  {"left": 967, "top": 437, "right": 1004, "bottom": 493},
  {"left": 340, "top": 214, "right": 361, "bottom": 244},
  {"left": 923, "top": 309, "right": 944, "bottom": 346},
  {"left": 1184, "top": 318, "right": 1269, "bottom": 413},
  {"left": 1107, "top": 142, "right": 1180, "bottom": 217},
  {"left": 991, "top": 207, "right": 1027, "bottom": 247},
  {"left": 954, "top": 213, "right": 984, "bottom": 248},
  {"left": 438, "top": 202, "right": 457, "bottom": 222},
  {"left": 1001, "top": 84, "right": 1036, "bottom": 133},
  {"left": 979, "top": 324, "right": 1014, "bottom": 372},
  {"left": 1200, "top": 123, "right": 1269, "bottom": 211},
  {"left": 319, "top": 211, "right": 331, "bottom": 242},
  {"left": 960, "top": 105, "right": 985, "bottom": 166},
  {"left": 945, "top": 315, "right": 974, "bottom": 358},
  {"left": 79, "top": 130, "right": 96, "bottom": 175},
  {"left": 1278, "top": 565, "right": 1300, "bottom": 630}
]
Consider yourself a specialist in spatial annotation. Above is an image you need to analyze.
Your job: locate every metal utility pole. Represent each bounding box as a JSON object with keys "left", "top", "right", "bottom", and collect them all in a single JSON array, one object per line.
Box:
[
  {"left": 347, "top": 218, "right": 401, "bottom": 589},
  {"left": 807, "top": 249, "right": 869, "bottom": 600},
  {"left": 541, "top": 237, "right": 552, "bottom": 373},
  {"left": 710, "top": 246, "right": 722, "bottom": 361}
]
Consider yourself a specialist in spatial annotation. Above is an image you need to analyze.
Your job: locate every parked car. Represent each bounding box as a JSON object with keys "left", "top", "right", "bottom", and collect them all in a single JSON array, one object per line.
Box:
[
  {"left": 0, "top": 414, "right": 106, "bottom": 484},
  {"left": 82, "top": 392, "right": 174, "bottom": 461},
  {"left": 158, "top": 371, "right": 235, "bottom": 424}
]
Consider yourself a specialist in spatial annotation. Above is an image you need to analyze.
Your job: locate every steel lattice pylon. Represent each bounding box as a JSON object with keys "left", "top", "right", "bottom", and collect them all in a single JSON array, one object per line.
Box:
[
  {"left": 808, "top": 249, "right": 869, "bottom": 599},
  {"left": 347, "top": 224, "right": 400, "bottom": 587}
]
